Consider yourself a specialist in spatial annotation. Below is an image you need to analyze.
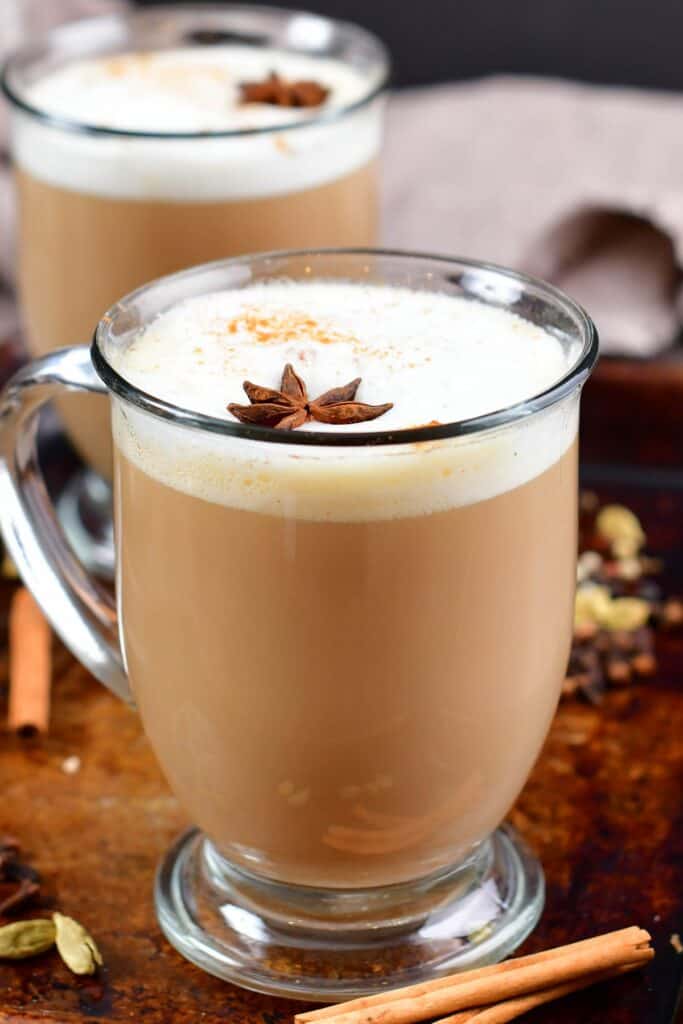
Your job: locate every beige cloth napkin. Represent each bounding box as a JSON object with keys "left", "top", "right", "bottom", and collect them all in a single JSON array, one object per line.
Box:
[{"left": 382, "top": 76, "right": 683, "bottom": 356}]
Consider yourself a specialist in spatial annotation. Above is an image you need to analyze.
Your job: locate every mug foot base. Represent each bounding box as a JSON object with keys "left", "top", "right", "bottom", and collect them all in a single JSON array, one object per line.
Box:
[
  {"left": 154, "top": 824, "right": 544, "bottom": 1002},
  {"left": 57, "top": 469, "right": 114, "bottom": 579}
]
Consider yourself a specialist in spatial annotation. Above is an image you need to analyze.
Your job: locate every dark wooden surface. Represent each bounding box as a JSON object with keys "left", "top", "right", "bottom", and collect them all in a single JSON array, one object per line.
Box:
[
  {"left": 582, "top": 358, "right": 683, "bottom": 473},
  {"left": 0, "top": 358, "right": 683, "bottom": 1022}
]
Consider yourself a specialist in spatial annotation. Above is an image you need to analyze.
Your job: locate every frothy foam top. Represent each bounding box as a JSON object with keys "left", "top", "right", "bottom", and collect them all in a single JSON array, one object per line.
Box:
[
  {"left": 110, "top": 281, "right": 580, "bottom": 520},
  {"left": 112, "top": 281, "right": 571, "bottom": 428},
  {"left": 12, "top": 47, "right": 382, "bottom": 199},
  {"left": 23, "top": 47, "right": 370, "bottom": 133}
]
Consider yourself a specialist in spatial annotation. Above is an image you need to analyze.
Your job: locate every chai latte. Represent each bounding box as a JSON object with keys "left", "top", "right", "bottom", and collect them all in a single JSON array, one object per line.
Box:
[
  {"left": 12, "top": 44, "right": 383, "bottom": 477},
  {"left": 109, "top": 281, "right": 579, "bottom": 890}
]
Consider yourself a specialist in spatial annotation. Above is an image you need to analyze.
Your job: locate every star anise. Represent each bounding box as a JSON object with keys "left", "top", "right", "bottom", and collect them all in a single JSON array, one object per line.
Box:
[
  {"left": 228, "top": 363, "right": 393, "bottom": 430},
  {"left": 239, "top": 72, "right": 330, "bottom": 108}
]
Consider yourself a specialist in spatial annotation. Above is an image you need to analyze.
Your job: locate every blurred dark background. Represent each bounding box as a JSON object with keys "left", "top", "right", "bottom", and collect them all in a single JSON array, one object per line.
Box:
[{"left": 137, "top": 0, "right": 683, "bottom": 90}]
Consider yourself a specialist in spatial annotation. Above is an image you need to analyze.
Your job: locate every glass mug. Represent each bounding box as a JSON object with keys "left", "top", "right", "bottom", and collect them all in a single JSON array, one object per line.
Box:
[
  {"left": 0, "top": 251, "right": 598, "bottom": 1000},
  {"left": 1, "top": 5, "right": 388, "bottom": 575}
]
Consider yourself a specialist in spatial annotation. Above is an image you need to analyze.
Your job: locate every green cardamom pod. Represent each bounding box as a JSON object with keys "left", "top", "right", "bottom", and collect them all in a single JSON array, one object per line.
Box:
[
  {"left": 53, "top": 913, "right": 103, "bottom": 975},
  {"left": 0, "top": 918, "right": 56, "bottom": 958},
  {"left": 53, "top": 912, "right": 103, "bottom": 975}
]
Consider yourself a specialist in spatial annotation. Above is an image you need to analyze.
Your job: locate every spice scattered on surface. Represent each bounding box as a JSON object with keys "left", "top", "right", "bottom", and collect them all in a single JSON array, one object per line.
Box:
[
  {"left": 61, "top": 755, "right": 81, "bottom": 775},
  {"left": 0, "top": 878, "right": 40, "bottom": 916},
  {"left": 53, "top": 912, "right": 103, "bottom": 976},
  {"left": 0, "top": 905, "right": 103, "bottom": 974},
  {"left": 0, "top": 835, "right": 40, "bottom": 917},
  {"left": 595, "top": 504, "right": 646, "bottom": 558},
  {"left": 7, "top": 587, "right": 52, "bottom": 736},
  {"left": 239, "top": 71, "right": 329, "bottom": 107},
  {"left": 565, "top": 497, "right": 683, "bottom": 703},
  {"left": 0, "top": 838, "right": 103, "bottom": 975},
  {"left": 228, "top": 362, "right": 393, "bottom": 429},
  {"left": 0, "top": 919, "right": 55, "bottom": 959}
]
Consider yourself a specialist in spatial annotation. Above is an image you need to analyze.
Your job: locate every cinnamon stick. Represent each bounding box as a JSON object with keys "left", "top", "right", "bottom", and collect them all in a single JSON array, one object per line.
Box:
[
  {"left": 432, "top": 1014, "right": 477, "bottom": 1024},
  {"left": 7, "top": 588, "right": 51, "bottom": 736},
  {"left": 297, "top": 927, "right": 649, "bottom": 1022},
  {"left": 436, "top": 963, "right": 639, "bottom": 1024},
  {"left": 296, "top": 927, "right": 652, "bottom": 1024}
]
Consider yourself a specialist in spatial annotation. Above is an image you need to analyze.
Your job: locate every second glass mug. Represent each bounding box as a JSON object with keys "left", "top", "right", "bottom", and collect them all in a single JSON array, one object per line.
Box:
[
  {"left": 0, "top": 251, "right": 598, "bottom": 1000},
  {"left": 1, "top": 4, "right": 388, "bottom": 575}
]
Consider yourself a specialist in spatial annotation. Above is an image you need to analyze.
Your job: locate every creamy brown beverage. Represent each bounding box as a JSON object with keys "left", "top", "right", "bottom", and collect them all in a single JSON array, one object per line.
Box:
[
  {"left": 9, "top": 37, "right": 384, "bottom": 478},
  {"left": 110, "top": 280, "right": 578, "bottom": 890}
]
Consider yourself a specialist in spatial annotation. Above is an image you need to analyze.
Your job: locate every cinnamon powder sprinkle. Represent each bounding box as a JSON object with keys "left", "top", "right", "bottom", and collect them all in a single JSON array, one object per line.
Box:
[{"left": 226, "top": 309, "right": 355, "bottom": 347}]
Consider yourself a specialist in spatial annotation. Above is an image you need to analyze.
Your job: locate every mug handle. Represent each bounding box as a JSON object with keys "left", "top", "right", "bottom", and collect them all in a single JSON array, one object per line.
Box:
[{"left": 0, "top": 345, "right": 130, "bottom": 702}]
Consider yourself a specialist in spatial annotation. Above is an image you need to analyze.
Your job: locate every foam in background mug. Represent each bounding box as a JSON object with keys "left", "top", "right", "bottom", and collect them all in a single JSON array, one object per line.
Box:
[{"left": 0, "top": 250, "right": 598, "bottom": 1001}]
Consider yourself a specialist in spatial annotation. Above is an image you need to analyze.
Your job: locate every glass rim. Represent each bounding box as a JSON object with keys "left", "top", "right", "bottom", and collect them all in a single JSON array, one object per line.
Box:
[
  {"left": 0, "top": 3, "right": 390, "bottom": 142},
  {"left": 91, "top": 248, "right": 599, "bottom": 449}
]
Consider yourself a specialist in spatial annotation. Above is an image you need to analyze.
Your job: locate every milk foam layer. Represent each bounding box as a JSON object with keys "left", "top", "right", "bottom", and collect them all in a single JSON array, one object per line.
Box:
[
  {"left": 13, "top": 47, "right": 381, "bottom": 199},
  {"left": 24, "top": 48, "right": 370, "bottom": 133},
  {"left": 110, "top": 281, "right": 581, "bottom": 520}
]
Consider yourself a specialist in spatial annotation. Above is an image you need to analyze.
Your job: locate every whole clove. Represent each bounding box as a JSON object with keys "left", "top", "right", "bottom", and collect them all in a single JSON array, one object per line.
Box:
[{"left": 0, "top": 836, "right": 40, "bottom": 916}]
